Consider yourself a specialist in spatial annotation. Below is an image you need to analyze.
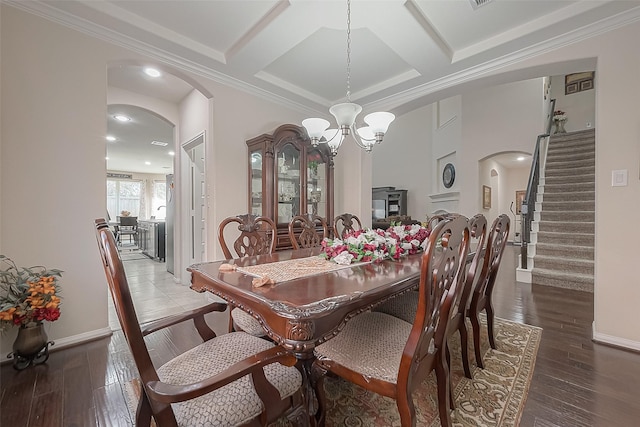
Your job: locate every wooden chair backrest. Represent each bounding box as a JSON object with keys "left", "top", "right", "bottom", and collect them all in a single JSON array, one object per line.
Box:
[
  {"left": 288, "top": 214, "right": 328, "bottom": 249},
  {"left": 399, "top": 215, "right": 470, "bottom": 389},
  {"left": 218, "top": 214, "right": 277, "bottom": 259},
  {"left": 94, "top": 219, "right": 163, "bottom": 399},
  {"left": 474, "top": 214, "right": 510, "bottom": 298},
  {"left": 333, "top": 213, "right": 362, "bottom": 239},
  {"left": 119, "top": 216, "right": 138, "bottom": 228},
  {"left": 458, "top": 214, "right": 488, "bottom": 314}
]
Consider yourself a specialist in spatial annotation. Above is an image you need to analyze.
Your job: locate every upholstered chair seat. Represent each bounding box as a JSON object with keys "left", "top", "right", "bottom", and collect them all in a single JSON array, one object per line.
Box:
[
  {"left": 230, "top": 309, "right": 267, "bottom": 337},
  {"left": 315, "top": 312, "right": 434, "bottom": 384},
  {"left": 157, "top": 332, "right": 301, "bottom": 426},
  {"left": 374, "top": 291, "right": 419, "bottom": 324}
]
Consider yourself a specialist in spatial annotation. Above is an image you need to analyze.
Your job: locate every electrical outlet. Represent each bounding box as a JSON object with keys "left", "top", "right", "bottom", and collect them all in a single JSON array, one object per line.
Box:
[{"left": 586, "top": 122, "right": 592, "bottom": 128}]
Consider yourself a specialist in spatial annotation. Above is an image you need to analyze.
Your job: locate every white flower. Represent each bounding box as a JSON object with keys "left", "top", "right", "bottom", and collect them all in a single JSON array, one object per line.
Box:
[
  {"left": 401, "top": 242, "right": 413, "bottom": 250},
  {"left": 330, "top": 238, "right": 344, "bottom": 248},
  {"left": 345, "top": 236, "right": 360, "bottom": 246},
  {"left": 333, "top": 252, "right": 355, "bottom": 265}
]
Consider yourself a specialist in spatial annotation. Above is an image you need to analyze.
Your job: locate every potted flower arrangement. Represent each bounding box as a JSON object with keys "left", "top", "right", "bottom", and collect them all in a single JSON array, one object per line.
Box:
[
  {"left": 0, "top": 255, "right": 62, "bottom": 369},
  {"left": 552, "top": 110, "right": 567, "bottom": 134},
  {"left": 320, "top": 224, "right": 431, "bottom": 265}
]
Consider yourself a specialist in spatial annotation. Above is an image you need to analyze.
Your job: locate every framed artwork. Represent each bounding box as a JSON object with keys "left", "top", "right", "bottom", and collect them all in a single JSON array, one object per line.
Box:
[
  {"left": 515, "top": 190, "right": 526, "bottom": 215},
  {"left": 483, "top": 185, "right": 492, "bottom": 209},
  {"left": 565, "top": 72, "right": 594, "bottom": 95}
]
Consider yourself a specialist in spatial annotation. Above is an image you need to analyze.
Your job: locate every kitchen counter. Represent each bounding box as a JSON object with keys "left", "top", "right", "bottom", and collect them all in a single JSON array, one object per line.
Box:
[{"left": 138, "top": 220, "right": 165, "bottom": 261}]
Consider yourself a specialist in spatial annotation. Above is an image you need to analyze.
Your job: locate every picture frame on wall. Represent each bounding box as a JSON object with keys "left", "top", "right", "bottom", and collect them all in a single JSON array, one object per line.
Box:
[
  {"left": 515, "top": 190, "right": 526, "bottom": 215},
  {"left": 565, "top": 71, "right": 594, "bottom": 95},
  {"left": 483, "top": 185, "right": 492, "bottom": 209}
]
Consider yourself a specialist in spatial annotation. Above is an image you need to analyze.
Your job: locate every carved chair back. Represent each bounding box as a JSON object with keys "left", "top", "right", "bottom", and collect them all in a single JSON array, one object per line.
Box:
[
  {"left": 399, "top": 215, "right": 470, "bottom": 390},
  {"left": 218, "top": 214, "right": 277, "bottom": 259},
  {"left": 469, "top": 214, "right": 510, "bottom": 368},
  {"left": 333, "top": 213, "right": 362, "bottom": 239},
  {"left": 288, "top": 214, "right": 329, "bottom": 249}
]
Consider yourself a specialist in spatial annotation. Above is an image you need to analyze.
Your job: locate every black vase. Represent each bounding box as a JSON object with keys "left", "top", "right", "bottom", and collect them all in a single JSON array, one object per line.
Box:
[{"left": 11, "top": 322, "right": 51, "bottom": 369}]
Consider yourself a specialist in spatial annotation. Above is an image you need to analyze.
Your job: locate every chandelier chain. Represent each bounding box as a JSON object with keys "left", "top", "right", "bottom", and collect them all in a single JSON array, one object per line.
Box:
[{"left": 346, "top": 0, "right": 352, "bottom": 102}]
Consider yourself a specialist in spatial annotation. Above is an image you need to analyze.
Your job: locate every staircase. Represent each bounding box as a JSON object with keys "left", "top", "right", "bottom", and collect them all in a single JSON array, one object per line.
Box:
[{"left": 530, "top": 129, "right": 595, "bottom": 292}]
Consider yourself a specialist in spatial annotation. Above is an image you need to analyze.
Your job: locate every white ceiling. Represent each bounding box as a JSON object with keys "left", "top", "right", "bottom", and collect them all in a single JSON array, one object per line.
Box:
[{"left": 10, "top": 0, "right": 640, "bottom": 172}]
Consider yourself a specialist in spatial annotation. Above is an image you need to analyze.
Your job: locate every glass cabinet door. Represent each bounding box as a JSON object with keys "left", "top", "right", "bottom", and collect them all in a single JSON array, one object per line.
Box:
[
  {"left": 306, "top": 149, "right": 327, "bottom": 218},
  {"left": 250, "top": 150, "right": 263, "bottom": 215},
  {"left": 276, "top": 143, "right": 301, "bottom": 224}
]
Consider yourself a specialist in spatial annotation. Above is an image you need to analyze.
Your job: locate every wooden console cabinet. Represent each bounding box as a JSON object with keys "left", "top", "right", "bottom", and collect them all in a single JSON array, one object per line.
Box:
[{"left": 246, "top": 124, "right": 334, "bottom": 250}]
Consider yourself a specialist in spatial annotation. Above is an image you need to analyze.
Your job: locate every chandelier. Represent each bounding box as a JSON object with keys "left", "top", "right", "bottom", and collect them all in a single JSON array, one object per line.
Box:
[{"left": 302, "top": 0, "right": 395, "bottom": 156}]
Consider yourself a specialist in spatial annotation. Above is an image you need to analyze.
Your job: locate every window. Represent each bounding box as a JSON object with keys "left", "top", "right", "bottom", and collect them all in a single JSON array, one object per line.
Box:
[
  {"left": 107, "top": 179, "right": 142, "bottom": 220},
  {"left": 152, "top": 180, "right": 167, "bottom": 219}
]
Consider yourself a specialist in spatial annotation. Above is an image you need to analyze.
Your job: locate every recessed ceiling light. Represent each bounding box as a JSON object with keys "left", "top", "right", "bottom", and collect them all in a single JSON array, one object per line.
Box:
[
  {"left": 105, "top": 156, "right": 109, "bottom": 160},
  {"left": 106, "top": 135, "right": 116, "bottom": 142},
  {"left": 168, "top": 151, "right": 175, "bottom": 156},
  {"left": 144, "top": 67, "right": 161, "bottom": 78},
  {"left": 151, "top": 140, "right": 168, "bottom": 146},
  {"left": 517, "top": 156, "right": 525, "bottom": 161},
  {"left": 114, "top": 114, "right": 131, "bottom": 122},
  {"left": 145, "top": 161, "right": 151, "bottom": 165}
]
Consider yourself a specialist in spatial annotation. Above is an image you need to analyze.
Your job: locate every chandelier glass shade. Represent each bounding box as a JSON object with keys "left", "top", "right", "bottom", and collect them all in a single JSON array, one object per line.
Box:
[{"left": 302, "top": 0, "right": 394, "bottom": 156}]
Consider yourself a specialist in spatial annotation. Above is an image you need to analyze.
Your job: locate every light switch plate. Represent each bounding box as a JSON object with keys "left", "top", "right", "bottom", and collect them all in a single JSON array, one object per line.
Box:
[{"left": 612, "top": 169, "right": 628, "bottom": 186}]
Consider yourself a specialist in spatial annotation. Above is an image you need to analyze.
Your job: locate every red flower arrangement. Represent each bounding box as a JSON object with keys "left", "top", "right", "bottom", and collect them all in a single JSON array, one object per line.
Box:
[{"left": 321, "top": 224, "right": 431, "bottom": 264}]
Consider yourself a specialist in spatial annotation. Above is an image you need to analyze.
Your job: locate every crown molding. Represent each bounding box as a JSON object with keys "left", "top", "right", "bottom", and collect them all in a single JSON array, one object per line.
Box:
[
  {"left": 367, "top": 5, "right": 640, "bottom": 113},
  {"left": 4, "top": 0, "right": 322, "bottom": 118}
]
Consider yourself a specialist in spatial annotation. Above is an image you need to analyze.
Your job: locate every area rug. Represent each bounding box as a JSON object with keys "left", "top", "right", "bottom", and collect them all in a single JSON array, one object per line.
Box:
[
  {"left": 119, "top": 251, "right": 148, "bottom": 261},
  {"left": 123, "top": 316, "right": 541, "bottom": 426}
]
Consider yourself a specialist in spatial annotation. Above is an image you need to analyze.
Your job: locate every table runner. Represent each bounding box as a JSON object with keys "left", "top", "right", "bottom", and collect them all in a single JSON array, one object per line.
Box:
[{"left": 236, "top": 256, "right": 358, "bottom": 283}]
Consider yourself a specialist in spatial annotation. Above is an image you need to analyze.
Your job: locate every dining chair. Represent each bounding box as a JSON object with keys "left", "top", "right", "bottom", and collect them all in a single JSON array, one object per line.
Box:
[
  {"left": 373, "top": 214, "right": 487, "bottom": 380},
  {"left": 313, "top": 215, "right": 470, "bottom": 427},
  {"left": 288, "top": 213, "right": 328, "bottom": 249},
  {"left": 426, "top": 214, "right": 448, "bottom": 231},
  {"left": 468, "top": 214, "right": 510, "bottom": 369},
  {"left": 218, "top": 214, "right": 277, "bottom": 337},
  {"left": 333, "top": 213, "right": 362, "bottom": 239},
  {"left": 117, "top": 216, "right": 139, "bottom": 247},
  {"left": 95, "top": 218, "right": 303, "bottom": 427}
]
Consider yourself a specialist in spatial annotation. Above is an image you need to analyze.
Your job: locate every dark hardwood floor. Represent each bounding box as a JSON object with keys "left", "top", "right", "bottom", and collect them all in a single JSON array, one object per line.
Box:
[{"left": 1, "top": 246, "right": 639, "bottom": 426}]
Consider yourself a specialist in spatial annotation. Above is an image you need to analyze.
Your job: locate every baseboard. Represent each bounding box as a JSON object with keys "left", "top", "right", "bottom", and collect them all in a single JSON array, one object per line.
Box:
[
  {"left": 1, "top": 327, "right": 113, "bottom": 365},
  {"left": 592, "top": 322, "right": 640, "bottom": 352}
]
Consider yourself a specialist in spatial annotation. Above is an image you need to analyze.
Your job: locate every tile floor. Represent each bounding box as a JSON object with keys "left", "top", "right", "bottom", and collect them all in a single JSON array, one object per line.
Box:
[{"left": 108, "top": 250, "right": 219, "bottom": 330}]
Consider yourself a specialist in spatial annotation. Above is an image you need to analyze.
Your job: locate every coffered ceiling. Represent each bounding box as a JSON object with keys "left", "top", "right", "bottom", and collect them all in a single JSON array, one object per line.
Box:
[{"left": 8, "top": 1, "right": 640, "bottom": 173}]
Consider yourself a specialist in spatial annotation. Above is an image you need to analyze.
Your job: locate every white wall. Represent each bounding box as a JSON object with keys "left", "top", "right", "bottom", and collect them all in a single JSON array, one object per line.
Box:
[
  {"left": 459, "top": 79, "right": 543, "bottom": 216},
  {"left": 550, "top": 74, "right": 596, "bottom": 133},
  {"left": 372, "top": 104, "right": 432, "bottom": 223}
]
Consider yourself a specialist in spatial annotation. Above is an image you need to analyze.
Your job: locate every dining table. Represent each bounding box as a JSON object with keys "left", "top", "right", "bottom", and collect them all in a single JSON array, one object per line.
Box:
[{"left": 188, "top": 247, "right": 424, "bottom": 425}]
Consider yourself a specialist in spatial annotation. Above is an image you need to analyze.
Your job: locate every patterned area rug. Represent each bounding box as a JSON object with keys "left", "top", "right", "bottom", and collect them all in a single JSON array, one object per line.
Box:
[{"left": 123, "top": 317, "right": 541, "bottom": 426}]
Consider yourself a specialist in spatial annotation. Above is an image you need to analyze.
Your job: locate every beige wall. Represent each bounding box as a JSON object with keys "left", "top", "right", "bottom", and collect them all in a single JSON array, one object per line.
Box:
[{"left": 550, "top": 74, "right": 596, "bottom": 133}]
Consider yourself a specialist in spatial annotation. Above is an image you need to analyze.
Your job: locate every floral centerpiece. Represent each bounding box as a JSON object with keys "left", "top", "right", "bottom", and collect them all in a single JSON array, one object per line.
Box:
[
  {"left": 553, "top": 110, "right": 567, "bottom": 122},
  {"left": 320, "top": 224, "right": 431, "bottom": 265},
  {"left": 0, "top": 255, "right": 63, "bottom": 331}
]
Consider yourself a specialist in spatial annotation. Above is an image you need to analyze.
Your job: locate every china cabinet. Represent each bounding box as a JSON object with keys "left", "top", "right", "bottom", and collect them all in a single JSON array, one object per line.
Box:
[{"left": 247, "top": 124, "right": 334, "bottom": 250}]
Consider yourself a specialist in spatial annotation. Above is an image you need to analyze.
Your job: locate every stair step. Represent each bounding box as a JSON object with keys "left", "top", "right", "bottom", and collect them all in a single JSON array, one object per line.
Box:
[
  {"left": 531, "top": 268, "right": 594, "bottom": 292},
  {"left": 538, "top": 221, "right": 594, "bottom": 233},
  {"left": 540, "top": 211, "right": 594, "bottom": 222},
  {"left": 549, "top": 129, "right": 595, "bottom": 142},
  {"left": 543, "top": 182, "right": 594, "bottom": 193},
  {"left": 547, "top": 142, "right": 594, "bottom": 154},
  {"left": 546, "top": 150, "right": 595, "bottom": 163},
  {"left": 542, "top": 201, "right": 594, "bottom": 211},
  {"left": 535, "top": 243, "right": 593, "bottom": 260},
  {"left": 544, "top": 174, "right": 595, "bottom": 185},
  {"left": 537, "top": 231, "right": 594, "bottom": 246},
  {"left": 543, "top": 191, "right": 594, "bottom": 202},
  {"left": 545, "top": 165, "right": 594, "bottom": 177},
  {"left": 533, "top": 255, "right": 594, "bottom": 275},
  {"left": 546, "top": 159, "right": 595, "bottom": 170}
]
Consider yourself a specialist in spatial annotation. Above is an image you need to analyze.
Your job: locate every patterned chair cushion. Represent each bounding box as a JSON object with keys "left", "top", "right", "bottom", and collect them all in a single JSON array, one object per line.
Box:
[
  {"left": 373, "top": 291, "right": 418, "bottom": 324},
  {"left": 314, "top": 312, "right": 412, "bottom": 384},
  {"left": 231, "top": 308, "right": 266, "bottom": 337},
  {"left": 157, "top": 332, "right": 302, "bottom": 426}
]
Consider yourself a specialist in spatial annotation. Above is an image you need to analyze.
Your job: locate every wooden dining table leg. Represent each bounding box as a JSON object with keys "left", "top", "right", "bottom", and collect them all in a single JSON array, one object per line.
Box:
[{"left": 290, "top": 352, "right": 319, "bottom": 427}]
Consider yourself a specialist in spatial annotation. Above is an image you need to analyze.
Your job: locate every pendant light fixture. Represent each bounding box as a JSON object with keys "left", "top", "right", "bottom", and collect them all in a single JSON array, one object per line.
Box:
[{"left": 302, "top": 0, "right": 395, "bottom": 156}]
